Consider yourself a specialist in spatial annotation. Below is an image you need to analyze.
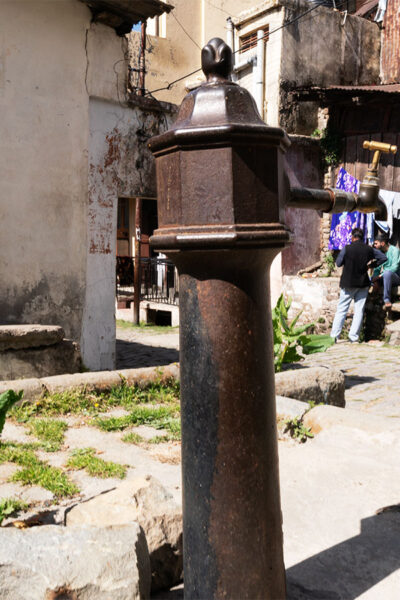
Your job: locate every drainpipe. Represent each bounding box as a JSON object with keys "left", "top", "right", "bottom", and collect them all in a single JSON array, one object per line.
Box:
[
  {"left": 226, "top": 17, "right": 236, "bottom": 81},
  {"left": 256, "top": 29, "right": 265, "bottom": 118}
]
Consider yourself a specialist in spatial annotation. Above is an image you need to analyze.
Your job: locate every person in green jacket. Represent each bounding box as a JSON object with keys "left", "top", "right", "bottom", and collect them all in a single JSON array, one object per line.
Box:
[{"left": 372, "top": 232, "right": 400, "bottom": 309}]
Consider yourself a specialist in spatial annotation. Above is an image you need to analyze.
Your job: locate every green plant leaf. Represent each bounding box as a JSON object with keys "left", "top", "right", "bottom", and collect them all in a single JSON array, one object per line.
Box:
[{"left": 299, "top": 334, "right": 335, "bottom": 355}]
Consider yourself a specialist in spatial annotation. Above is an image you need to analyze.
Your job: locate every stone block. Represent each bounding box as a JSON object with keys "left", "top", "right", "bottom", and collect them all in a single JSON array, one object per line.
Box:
[
  {"left": 0, "top": 340, "right": 81, "bottom": 381},
  {"left": 275, "top": 366, "right": 345, "bottom": 407},
  {"left": 0, "top": 325, "right": 64, "bottom": 351},
  {"left": 0, "top": 524, "right": 151, "bottom": 599},
  {"left": 66, "top": 476, "right": 183, "bottom": 592},
  {"left": 0, "top": 378, "right": 43, "bottom": 400}
]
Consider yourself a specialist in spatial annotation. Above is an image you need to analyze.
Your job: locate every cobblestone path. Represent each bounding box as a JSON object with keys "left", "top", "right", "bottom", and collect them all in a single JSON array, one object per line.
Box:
[
  {"left": 117, "top": 326, "right": 400, "bottom": 418},
  {"left": 304, "top": 342, "right": 400, "bottom": 418}
]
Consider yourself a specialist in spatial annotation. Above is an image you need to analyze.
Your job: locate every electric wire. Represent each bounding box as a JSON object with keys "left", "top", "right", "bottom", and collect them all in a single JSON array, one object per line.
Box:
[
  {"left": 171, "top": 11, "right": 202, "bottom": 50},
  {"left": 144, "top": 0, "right": 355, "bottom": 97}
]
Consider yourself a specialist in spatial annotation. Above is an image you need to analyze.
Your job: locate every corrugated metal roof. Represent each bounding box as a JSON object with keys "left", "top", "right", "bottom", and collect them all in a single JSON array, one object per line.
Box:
[
  {"left": 355, "top": 0, "right": 377, "bottom": 17},
  {"left": 81, "top": 0, "right": 173, "bottom": 34},
  {"left": 303, "top": 84, "right": 400, "bottom": 94}
]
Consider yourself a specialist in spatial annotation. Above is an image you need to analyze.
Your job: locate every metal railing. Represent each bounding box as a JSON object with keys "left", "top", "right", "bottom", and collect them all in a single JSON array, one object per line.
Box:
[{"left": 116, "top": 256, "right": 179, "bottom": 306}]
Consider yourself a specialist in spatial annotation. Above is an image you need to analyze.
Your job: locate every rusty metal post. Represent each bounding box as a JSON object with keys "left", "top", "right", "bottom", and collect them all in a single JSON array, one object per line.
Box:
[
  {"left": 133, "top": 197, "right": 142, "bottom": 325},
  {"left": 149, "top": 38, "right": 291, "bottom": 599}
]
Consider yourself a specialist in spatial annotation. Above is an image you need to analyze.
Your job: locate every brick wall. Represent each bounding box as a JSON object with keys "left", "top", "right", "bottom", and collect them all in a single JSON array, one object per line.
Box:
[{"left": 381, "top": 0, "right": 400, "bottom": 84}]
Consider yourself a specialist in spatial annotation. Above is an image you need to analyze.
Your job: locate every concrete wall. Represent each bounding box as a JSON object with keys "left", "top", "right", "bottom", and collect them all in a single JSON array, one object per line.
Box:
[
  {"left": 280, "top": 0, "right": 380, "bottom": 132},
  {"left": 0, "top": 0, "right": 90, "bottom": 340},
  {"left": 232, "top": 0, "right": 380, "bottom": 131},
  {"left": 128, "top": 0, "right": 256, "bottom": 106}
]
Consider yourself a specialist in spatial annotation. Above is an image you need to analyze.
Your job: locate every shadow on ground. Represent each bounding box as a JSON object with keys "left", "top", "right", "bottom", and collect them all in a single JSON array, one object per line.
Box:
[
  {"left": 116, "top": 339, "right": 179, "bottom": 369},
  {"left": 151, "top": 510, "right": 400, "bottom": 599},
  {"left": 344, "top": 375, "right": 378, "bottom": 389}
]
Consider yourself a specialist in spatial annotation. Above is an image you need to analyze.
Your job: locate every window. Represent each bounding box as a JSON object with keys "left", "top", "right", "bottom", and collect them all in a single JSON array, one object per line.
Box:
[{"left": 239, "top": 26, "right": 269, "bottom": 53}]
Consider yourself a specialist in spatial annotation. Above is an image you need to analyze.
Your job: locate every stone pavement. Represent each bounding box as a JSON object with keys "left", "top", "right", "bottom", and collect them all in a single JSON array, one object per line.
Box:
[
  {"left": 116, "top": 326, "right": 179, "bottom": 370},
  {"left": 117, "top": 325, "right": 400, "bottom": 418},
  {"left": 303, "top": 341, "right": 400, "bottom": 418}
]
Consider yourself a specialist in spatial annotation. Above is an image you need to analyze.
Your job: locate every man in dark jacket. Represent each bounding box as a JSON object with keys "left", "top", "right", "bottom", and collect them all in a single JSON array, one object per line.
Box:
[{"left": 330, "top": 228, "right": 386, "bottom": 342}]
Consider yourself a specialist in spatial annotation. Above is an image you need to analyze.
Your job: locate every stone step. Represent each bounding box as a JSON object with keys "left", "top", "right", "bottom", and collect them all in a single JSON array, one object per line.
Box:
[{"left": 0, "top": 324, "right": 65, "bottom": 351}]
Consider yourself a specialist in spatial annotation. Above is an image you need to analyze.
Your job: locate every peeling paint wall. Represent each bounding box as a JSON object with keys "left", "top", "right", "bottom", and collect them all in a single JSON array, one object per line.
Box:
[
  {"left": 82, "top": 97, "right": 174, "bottom": 370},
  {"left": 0, "top": 0, "right": 90, "bottom": 340}
]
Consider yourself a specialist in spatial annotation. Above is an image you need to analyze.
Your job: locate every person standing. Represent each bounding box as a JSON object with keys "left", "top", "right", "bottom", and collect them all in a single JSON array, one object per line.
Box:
[
  {"left": 330, "top": 228, "right": 386, "bottom": 343},
  {"left": 372, "top": 232, "right": 400, "bottom": 310}
]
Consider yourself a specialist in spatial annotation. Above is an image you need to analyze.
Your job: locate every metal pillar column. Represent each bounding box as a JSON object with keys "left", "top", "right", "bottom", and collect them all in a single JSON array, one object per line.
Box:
[{"left": 149, "top": 38, "right": 291, "bottom": 599}]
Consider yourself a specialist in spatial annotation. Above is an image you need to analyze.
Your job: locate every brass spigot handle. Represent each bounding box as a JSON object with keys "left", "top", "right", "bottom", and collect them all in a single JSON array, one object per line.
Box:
[{"left": 363, "top": 140, "right": 397, "bottom": 176}]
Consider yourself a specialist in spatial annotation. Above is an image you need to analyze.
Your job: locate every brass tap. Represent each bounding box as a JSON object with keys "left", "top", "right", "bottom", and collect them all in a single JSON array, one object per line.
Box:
[
  {"left": 363, "top": 140, "right": 397, "bottom": 178},
  {"left": 358, "top": 141, "right": 398, "bottom": 217}
]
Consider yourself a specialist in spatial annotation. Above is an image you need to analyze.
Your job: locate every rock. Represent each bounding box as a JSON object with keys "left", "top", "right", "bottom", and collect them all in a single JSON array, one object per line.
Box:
[
  {"left": 66, "top": 476, "right": 183, "bottom": 592},
  {"left": 0, "top": 325, "right": 64, "bottom": 351},
  {"left": 275, "top": 366, "right": 345, "bottom": 407},
  {"left": 275, "top": 395, "right": 309, "bottom": 420},
  {"left": 0, "top": 340, "right": 81, "bottom": 381},
  {"left": 386, "top": 319, "right": 400, "bottom": 346},
  {"left": 303, "top": 404, "right": 400, "bottom": 435},
  {"left": 0, "top": 524, "right": 151, "bottom": 599}
]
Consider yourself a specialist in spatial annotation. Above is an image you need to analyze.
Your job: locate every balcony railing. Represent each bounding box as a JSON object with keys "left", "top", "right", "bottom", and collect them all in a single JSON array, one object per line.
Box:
[{"left": 116, "top": 256, "right": 179, "bottom": 306}]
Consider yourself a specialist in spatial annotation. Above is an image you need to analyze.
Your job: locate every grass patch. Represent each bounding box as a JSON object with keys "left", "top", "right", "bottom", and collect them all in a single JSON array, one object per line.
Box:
[
  {"left": 116, "top": 320, "right": 178, "bottom": 334},
  {"left": 92, "top": 405, "right": 180, "bottom": 434},
  {"left": 11, "top": 380, "right": 180, "bottom": 421},
  {"left": 0, "top": 441, "right": 79, "bottom": 498},
  {"left": 66, "top": 448, "right": 126, "bottom": 479},
  {"left": 26, "top": 419, "right": 68, "bottom": 452},
  {"left": 0, "top": 498, "right": 29, "bottom": 526},
  {"left": 121, "top": 431, "right": 144, "bottom": 445}
]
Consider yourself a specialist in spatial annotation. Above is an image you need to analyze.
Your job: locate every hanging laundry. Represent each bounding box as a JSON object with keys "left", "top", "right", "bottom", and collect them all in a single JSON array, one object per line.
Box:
[
  {"left": 390, "top": 192, "right": 400, "bottom": 220},
  {"left": 374, "top": 0, "right": 388, "bottom": 23},
  {"left": 328, "top": 168, "right": 367, "bottom": 250},
  {"left": 376, "top": 189, "right": 395, "bottom": 235}
]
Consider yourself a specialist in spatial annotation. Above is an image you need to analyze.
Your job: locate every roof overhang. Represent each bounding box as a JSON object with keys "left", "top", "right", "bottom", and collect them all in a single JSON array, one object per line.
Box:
[
  {"left": 80, "top": 0, "right": 173, "bottom": 35},
  {"left": 293, "top": 84, "right": 400, "bottom": 106}
]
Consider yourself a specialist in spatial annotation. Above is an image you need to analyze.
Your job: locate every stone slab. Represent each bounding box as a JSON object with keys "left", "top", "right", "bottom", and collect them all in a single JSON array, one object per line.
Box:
[
  {"left": 0, "top": 524, "right": 151, "bottom": 599},
  {"left": 276, "top": 395, "right": 309, "bottom": 419},
  {"left": 303, "top": 404, "right": 400, "bottom": 435},
  {"left": 0, "top": 324, "right": 64, "bottom": 351},
  {"left": 275, "top": 366, "right": 345, "bottom": 407},
  {"left": 0, "top": 340, "right": 81, "bottom": 381}
]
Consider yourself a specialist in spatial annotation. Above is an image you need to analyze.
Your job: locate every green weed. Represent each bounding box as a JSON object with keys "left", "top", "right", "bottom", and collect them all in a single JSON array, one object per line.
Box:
[
  {"left": 121, "top": 431, "right": 144, "bottom": 445},
  {"left": 0, "top": 498, "right": 29, "bottom": 526},
  {"left": 92, "top": 405, "right": 180, "bottom": 432},
  {"left": 66, "top": 448, "right": 126, "bottom": 479},
  {"left": 116, "top": 320, "right": 178, "bottom": 334},
  {"left": 284, "top": 417, "right": 314, "bottom": 443},
  {"left": 11, "top": 381, "right": 180, "bottom": 421},
  {"left": 0, "top": 441, "right": 79, "bottom": 498},
  {"left": 26, "top": 419, "right": 68, "bottom": 452}
]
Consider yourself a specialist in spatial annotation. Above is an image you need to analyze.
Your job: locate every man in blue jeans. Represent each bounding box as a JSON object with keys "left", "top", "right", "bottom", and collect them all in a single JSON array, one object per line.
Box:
[
  {"left": 372, "top": 232, "right": 400, "bottom": 310},
  {"left": 331, "top": 228, "right": 386, "bottom": 343}
]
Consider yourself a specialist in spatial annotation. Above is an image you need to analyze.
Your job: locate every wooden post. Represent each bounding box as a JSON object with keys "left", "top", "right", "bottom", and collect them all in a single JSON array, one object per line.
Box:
[{"left": 133, "top": 198, "right": 142, "bottom": 325}]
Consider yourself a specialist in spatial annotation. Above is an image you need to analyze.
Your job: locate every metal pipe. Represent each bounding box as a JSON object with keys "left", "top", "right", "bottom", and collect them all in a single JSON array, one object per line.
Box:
[
  {"left": 256, "top": 29, "right": 265, "bottom": 117},
  {"left": 226, "top": 18, "right": 236, "bottom": 82},
  {"left": 138, "top": 20, "right": 147, "bottom": 96}
]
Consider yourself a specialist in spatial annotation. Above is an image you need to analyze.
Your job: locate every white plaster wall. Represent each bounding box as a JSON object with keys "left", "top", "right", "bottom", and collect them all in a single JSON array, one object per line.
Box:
[
  {"left": 0, "top": 0, "right": 90, "bottom": 339},
  {"left": 82, "top": 97, "right": 173, "bottom": 370}
]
